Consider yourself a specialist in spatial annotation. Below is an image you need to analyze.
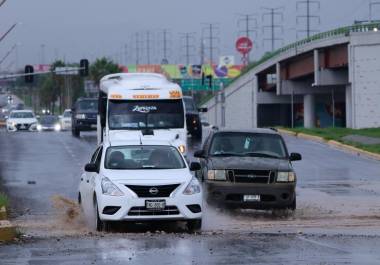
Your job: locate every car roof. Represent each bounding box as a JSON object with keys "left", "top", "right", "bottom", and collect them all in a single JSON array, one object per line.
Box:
[
  {"left": 213, "top": 128, "right": 280, "bottom": 135},
  {"left": 105, "top": 139, "right": 176, "bottom": 148},
  {"left": 10, "top": 110, "right": 33, "bottom": 113}
]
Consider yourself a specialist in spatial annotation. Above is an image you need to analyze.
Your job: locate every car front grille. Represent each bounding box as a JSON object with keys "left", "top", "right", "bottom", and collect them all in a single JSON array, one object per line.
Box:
[
  {"left": 128, "top": 206, "right": 180, "bottom": 216},
  {"left": 125, "top": 184, "right": 180, "bottom": 198},
  {"left": 16, "top": 123, "right": 31, "bottom": 130},
  {"left": 227, "top": 170, "right": 275, "bottom": 184}
]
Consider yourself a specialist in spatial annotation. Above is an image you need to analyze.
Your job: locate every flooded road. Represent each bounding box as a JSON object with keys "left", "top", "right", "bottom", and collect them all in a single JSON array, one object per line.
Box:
[{"left": 1, "top": 130, "right": 380, "bottom": 264}]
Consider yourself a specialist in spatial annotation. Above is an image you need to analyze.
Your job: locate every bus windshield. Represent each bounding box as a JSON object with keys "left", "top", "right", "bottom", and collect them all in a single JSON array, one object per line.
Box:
[{"left": 108, "top": 99, "right": 184, "bottom": 130}]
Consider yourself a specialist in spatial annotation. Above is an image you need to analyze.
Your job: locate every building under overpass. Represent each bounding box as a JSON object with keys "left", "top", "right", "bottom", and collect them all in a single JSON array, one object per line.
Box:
[{"left": 202, "top": 23, "right": 380, "bottom": 129}]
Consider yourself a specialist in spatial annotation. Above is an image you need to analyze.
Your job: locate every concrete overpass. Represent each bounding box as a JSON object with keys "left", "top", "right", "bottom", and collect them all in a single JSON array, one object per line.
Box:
[{"left": 202, "top": 23, "right": 380, "bottom": 129}]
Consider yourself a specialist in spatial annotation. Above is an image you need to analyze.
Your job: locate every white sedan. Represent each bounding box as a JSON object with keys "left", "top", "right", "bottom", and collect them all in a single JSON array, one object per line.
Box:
[
  {"left": 59, "top": 109, "right": 72, "bottom": 130},
  {"left": 6, "top": 110, "right": 38, "bottom": 132},
  {"left": 78, "top": 139, "right": 203, "bottom": 232}
]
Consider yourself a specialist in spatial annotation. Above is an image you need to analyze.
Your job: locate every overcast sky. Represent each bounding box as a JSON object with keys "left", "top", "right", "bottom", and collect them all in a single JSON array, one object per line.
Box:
[{"left": 0, "top": 0, "right": 377, "bottom": 70}]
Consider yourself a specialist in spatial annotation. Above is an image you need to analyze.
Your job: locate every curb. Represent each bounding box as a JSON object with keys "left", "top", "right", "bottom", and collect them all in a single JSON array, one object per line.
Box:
[
  {"left": 279, "top": 128, "right": 380, "bottom": 161},
  {"left": 0, "top": 206, "right": 7, "bottom": 220},
  {"left": 0, "top": 220, "right": 17, "bottom": 242}
]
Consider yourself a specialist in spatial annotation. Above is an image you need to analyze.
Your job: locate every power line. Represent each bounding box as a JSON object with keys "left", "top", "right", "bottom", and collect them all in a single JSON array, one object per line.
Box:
[
  {"left": 202, "top": 23, "right": 220, "bottom": 65},
  {"left": 262, "top": 7, "right": 284, "bottom": 52},
  {"left": 180, "top": 32, "right": 196, "bottom": 65},
  {"left": 296, "top": 0, "right": 320, "bottom": 38},
  {"left": 237, "top": 14, "right": 258, "bottom": 62}
]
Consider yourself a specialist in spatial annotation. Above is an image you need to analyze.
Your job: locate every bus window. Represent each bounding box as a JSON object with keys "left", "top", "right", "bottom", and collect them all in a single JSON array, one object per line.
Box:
[{"left": 108, "top": 99, "right": 184, "bottom": 130}]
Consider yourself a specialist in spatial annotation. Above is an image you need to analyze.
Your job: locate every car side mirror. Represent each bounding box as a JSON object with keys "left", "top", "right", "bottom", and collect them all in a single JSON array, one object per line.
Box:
[
  {"left": 290, "top": 153, "right": 302, "bottom": 162},
  {"left": 85, "top": 163, "right": 98, "bottom": 173},
  {"left": 194, "top": 150, "right": 206, "bottom": 159},
  {"left": 71, "top": 107, "right": 75, "bottom": 112},
  {"left": 198, "top": 107, "right": 208, "bottom": 113},
  {"left": 189, "top": 162, "right": 201, "bottom": 171}
]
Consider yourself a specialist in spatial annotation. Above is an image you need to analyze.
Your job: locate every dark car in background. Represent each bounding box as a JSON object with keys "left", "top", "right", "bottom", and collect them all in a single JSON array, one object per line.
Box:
[
  {"left": 194, "top": 129, "right": 302, "bottom": 210},
  {"left": 183, "top": 96, "right": 207, "bottom": 140},
  {"left": 71, "top": 98, "right": 98, "bottom": 137},
  {"left": 37, "top": 115, "right": 61, "bottom": 132}
]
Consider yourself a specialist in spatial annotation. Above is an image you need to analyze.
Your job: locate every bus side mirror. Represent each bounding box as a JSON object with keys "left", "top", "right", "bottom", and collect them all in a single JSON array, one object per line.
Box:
[{"left": 194, "top": 150, "right": 206, "bottom": 159}]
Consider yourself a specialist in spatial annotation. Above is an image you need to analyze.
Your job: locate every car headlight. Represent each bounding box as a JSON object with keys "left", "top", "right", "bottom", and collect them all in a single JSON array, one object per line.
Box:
[
  {"left": 54, "top": 123, "right": 61, "bottom": 131},
  {"left": 75, "top": 114, "right": 86, "bottom": 119},
  {"left": 101, "top": 177, "right": 124, "bottom": 196},
  {"left": 183, "top": 177, "right": 201, "bottom": 195},
  {"left": 277, "top": 171, "right": 296, "bottom": 183},
  {"left": 36, "top": 124, "right": 42, "bottom": 131},
  {"left": 8, "top": 121, "right": 16, "bottom": 127},
  {"left": 178, "top": 145, "right": 186, "bottom": 154},
  {"left": 207, "top": 170, "right": 227, "bottom": 181}
]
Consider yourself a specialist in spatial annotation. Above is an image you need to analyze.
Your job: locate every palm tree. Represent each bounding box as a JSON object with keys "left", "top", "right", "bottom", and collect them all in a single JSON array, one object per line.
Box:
[{"left": 90, "top": 57, "right": 121, "bottom": 85}]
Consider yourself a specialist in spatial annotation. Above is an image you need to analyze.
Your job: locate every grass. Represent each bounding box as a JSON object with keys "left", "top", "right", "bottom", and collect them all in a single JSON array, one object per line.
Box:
[
  {"left": 284, "top": 127, "right": 380, "bottom": 155},
  {"left": 0, "top": 192, "right": 9, "bottom": 208}
]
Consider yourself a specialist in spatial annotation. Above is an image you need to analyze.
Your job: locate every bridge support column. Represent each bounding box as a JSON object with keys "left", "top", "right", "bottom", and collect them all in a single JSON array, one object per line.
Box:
[
  {"left": 345, "top": 84, "right": 352, "bottom": 128},
  {"left": 304, "top": 94, "right": 316, "bottom": 128}
]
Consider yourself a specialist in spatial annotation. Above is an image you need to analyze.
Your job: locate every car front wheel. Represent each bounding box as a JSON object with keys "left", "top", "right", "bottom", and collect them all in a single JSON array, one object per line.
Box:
[
  {"left": 94, "top": 198, "right": 109, "bottom": 232},
  {"left": 187, "top": 219, "right": 202, "bottom": 232}
]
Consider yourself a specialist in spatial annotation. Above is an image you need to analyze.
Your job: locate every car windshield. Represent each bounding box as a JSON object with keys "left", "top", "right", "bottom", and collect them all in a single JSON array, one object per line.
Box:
[
  {"left": 108, "top": 99, "right": 184, "bottom": 130},
  {"left": 77, "top": 100, "right": 98, "bottom": 112},
  {"left": 40, "top": 115, "right": 59, "bottom": 124},
  {"left": 183, "top": 97, "right": 197, "bottom": 112},
  {"left": 105, "top": 145, "right": 186, "bottom": 170},
  {"left": 63, "top": 111, "right": 71, "bottom": 118},
  {"left": 209, "top": 132, "right": 287, "bottom": 159},
  {"left": 10, "top": 112, "right": 34, "bottom": 118}
]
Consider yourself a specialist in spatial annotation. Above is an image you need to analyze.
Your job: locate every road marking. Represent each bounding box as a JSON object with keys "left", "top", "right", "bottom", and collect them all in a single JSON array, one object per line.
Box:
[{"left": 298, "top": 236, "right": 351, "bottom": 254}]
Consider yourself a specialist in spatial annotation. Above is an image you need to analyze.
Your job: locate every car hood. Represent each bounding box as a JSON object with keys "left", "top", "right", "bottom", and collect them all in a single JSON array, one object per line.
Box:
[
  {"left": 8, "top": 118, "right": 37, "bottom": 124},
  {"left": 209, "top": 156, "right": 292, "bottom": 171},
  {"left": 102, "top": 168, "right": 192, "bottom": 185}
]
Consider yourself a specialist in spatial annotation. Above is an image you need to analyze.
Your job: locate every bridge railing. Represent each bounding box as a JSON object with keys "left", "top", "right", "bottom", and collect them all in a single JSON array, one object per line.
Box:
[{"left": 243, "top": 22, "right": 380, "bottom": 74}]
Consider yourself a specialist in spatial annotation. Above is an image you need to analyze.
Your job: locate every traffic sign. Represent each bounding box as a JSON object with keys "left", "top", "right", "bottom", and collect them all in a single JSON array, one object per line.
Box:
[{"left": 236, "top": 37, "right": 253, "bottom": 55}]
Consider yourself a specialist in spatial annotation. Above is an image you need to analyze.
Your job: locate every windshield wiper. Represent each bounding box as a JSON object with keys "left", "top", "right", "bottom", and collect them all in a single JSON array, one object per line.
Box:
[
  {"left": 211, "top": 152, "right": 242, "bottom": 157},
  {"left": 242, "top": 152, "right": 281, "bottom": 159}
]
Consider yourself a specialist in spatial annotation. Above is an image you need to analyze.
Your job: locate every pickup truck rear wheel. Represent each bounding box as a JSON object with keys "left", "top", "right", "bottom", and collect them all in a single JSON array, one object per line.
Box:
[{"left": 72, "top": 127, "right": 80, "bottom": 137}]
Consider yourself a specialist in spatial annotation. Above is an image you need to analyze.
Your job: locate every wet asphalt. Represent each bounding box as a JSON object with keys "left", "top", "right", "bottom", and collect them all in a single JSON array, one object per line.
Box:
[{"left": 1, "top": 129, "right": 380, "bottom": 264}]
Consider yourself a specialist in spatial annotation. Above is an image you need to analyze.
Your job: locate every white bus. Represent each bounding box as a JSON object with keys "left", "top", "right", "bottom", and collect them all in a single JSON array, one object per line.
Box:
[{"left": 98, "top": 73, "right": 187, "bottom": 154}]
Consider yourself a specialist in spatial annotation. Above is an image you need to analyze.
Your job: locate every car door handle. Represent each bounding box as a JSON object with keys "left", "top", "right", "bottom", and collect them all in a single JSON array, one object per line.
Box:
[
  {"left": 86, "top": 180, "right": 89, "bottom": 183},
  {"left": 80, "top": 178, "right": 83, "bottom": 181}
]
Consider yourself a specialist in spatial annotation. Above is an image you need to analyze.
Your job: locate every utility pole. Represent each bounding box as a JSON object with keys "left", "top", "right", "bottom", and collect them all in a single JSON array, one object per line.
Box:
[
  {"left": 124, "top": 43, "right": 128, "bottom": 65},
  {"left": 370, "top": 1, "right": 380, "bottom": 22},
  {"left": 297, "top": 0, "right": 320, "bottom": 38},
  {"left": 262, "top": 7, "right": 284, "bottom": 52},
  {"left": 145, "top": 31, "right": 153, "bottom": 64},
  {"left": 180, "top": 32, "right": 196, "bottom": 65},
  {"left": 40, "top": 44, "right": 46, "bottom": 65},
  {"left": 200, "top": 38, "right": 205, "bottom": 65},
  {"left": 0, "top": 44, "right": 17, "bottom": 66},
  {"left": 237, "top": 14, "right": 258, "bottom": 62},
  {"left": 159, "top": 29, "right": 171, "bottom": 64},
  {"left": 202, "top": 23, "right": 220, "bottom": 65},
  {"left": 134, "top": 32, "right": 141, "bottom": 65}
]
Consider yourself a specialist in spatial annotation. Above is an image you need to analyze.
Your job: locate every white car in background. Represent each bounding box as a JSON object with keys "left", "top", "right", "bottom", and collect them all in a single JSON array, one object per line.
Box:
[
  {"left": 78, "top": 139, "right": 203, "bottom": 232},
  {"left": 59, "top": 109, "right": 72, "bottom": 130},
  {"left": 6, "top": 110, "right": 38, "bottom": 132}
]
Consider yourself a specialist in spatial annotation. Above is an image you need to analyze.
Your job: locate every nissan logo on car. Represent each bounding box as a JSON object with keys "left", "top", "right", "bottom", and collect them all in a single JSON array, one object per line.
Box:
[{"left": 149, "top": 187, "right": 159, "bottom": 195}]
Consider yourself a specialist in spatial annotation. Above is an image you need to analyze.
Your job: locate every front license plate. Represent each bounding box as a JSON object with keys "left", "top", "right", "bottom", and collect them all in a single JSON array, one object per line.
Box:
[
  {"left": 243, "top": 195, "right": 261, "bottom": 202},
  {"left": 145, "top": 200, "right": 166, "bottom": 211}
]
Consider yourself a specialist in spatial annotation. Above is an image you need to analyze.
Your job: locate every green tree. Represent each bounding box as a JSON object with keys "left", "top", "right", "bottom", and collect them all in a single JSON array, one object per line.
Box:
[{"left": 90, "top": 57, "right": 121, "bottom": 85}]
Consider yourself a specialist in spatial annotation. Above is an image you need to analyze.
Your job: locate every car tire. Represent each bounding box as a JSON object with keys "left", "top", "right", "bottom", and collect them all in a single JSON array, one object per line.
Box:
[
  {"left": 289, "top": 197, "right": 296, "bottom": 211},
  {"left": 72, "top": 127, "right": 80, "bottom": 137},
  {"left": 187, "top": 219, "right": 202, "bottom": 232},
  {"left": 94, "top": 198, "right": 109, "bottom": 232},
  {"left": 192, "top": 129, "right": 202, "bottom": 140}
]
